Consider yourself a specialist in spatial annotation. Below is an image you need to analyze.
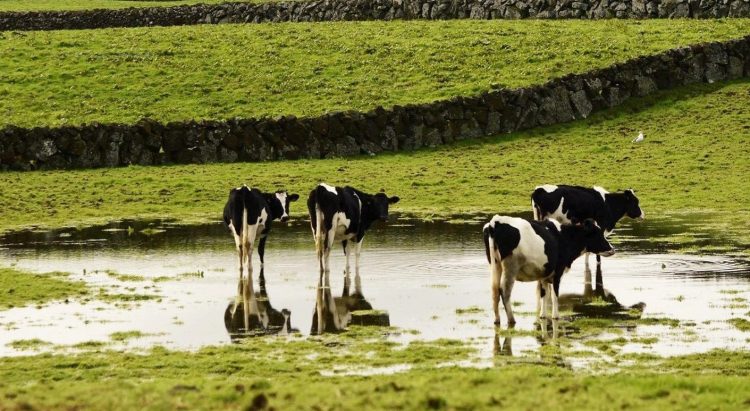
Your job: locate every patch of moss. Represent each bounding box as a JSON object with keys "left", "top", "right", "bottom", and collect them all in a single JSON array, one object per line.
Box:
[
  {"left": 0, "top": 268, "right": 89, "bottom": 310},
  {"left": 109, "top": 331, "right": 149, "bottom": 342},
  {"left": 455, "top": 306, "right": 484, "bottom": 315},
  {"left": 728, "top": 318, "right": 750, "bottom": 332},
  {"left": 6, "top": 339, "right": 53, "bottom": 351}
]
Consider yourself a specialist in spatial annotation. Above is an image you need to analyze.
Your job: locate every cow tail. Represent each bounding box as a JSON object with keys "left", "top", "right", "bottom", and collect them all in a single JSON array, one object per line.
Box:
[
  {"left": 314, "top": 205, "right": 325, "bottom": 257},
  {"left": 241, "top": 194, "right": 249, "bottom": 249},
  {"left": 483, "top": 224, "right": 494, "bottom": 265}
]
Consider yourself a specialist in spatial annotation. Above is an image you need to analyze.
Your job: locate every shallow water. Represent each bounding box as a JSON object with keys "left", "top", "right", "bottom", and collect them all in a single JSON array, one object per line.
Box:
[{"left": 1, "top": 218, "right": 749, "bottom": 365}]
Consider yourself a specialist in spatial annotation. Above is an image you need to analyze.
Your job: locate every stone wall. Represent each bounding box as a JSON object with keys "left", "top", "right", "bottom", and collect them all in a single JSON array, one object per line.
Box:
[
  {"left": 1, "top": 35, "right": 749, "bottom": 171},
  {"left": 1, "top": 0, "right": 750, "bottom": 31}
]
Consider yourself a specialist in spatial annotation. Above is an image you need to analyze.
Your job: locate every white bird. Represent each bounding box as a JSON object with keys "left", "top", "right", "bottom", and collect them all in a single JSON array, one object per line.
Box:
[{"left": 632, "top": 131, "right": 644, "bottom": 143}]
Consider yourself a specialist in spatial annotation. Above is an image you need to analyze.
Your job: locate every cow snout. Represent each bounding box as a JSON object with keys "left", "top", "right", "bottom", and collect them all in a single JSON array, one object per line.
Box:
[
  {"left": 638, "top": 211, "right": 645, "bottom": 221},
  {"left": 281, "top": 216, "right": 290, "bottom": 223}
]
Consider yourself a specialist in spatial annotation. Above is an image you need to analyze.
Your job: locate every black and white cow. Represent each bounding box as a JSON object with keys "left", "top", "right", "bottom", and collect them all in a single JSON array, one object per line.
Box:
[
  {"left": 223, "top": 185, "right": 299, "bottom": 278},
  {"left": 483, "top": 215, "right": 614, "bottom": 326},
  {"left": 531, "top": 185, "right": 644, "bottom": 266},
  {"left": 307, "top": 183, "right": 399, "bottom": 281}
]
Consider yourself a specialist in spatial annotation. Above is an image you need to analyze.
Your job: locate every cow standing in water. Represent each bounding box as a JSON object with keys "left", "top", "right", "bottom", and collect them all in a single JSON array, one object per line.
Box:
[
  {"left": 307, "top": 183, "right": 399, "bottom": 283},
  {"left": 531, "top": 185, "right": 644, "bottom": 268},
  {"left": 223, "top": 185, "right": 299, "bottom": 281},
  {"left": 483, "top": 216, "right": 614, "bottom": 326}
]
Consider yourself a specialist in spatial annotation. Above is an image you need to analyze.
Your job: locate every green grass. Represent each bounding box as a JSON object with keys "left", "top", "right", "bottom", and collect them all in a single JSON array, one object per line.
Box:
[
  {"left": 0, "top": 334, "right": 749, "bottom": 410},
  {"left": 1, "top": 19, "right": 750, "bottom": 128},
  {"left": 0, "top": 80, "right": 748, "bottom": 241},
  {"left": 0, "top": 267, "right": 89, "bottom": 310},
  {"left": 0, "top": 0, "right": 238, "bottom": 12}
]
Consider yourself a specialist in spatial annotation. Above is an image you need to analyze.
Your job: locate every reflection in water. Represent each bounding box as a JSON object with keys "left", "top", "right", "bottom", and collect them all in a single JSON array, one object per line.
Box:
[
  {"left": 311, "top": 272, "right": 390, "bottom": 335},
  {"left": 224, "top": 268, "right": 295, "bottom": 340},
  {"left": 494, "top": 319, "right": 562, "bottom": 357},
  {"left": 495, "top": 265, "right": 646, "bottom": 359},
  {"left": 559, "top": 265, "right": 646, "bottom": 320}
]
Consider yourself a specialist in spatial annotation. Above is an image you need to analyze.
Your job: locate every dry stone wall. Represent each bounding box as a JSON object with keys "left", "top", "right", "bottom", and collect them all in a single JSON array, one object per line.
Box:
[
  {"left": 1, "top": 36, "right": 749, "bottom": 171},
  {"left": 1, "top": 0, "right": 750, "bottom": 31}
]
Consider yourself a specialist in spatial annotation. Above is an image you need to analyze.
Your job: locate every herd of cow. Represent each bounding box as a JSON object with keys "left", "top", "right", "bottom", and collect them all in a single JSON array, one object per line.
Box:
[{"left": 223, "top": 183, "right": 644, "bottom": 328}]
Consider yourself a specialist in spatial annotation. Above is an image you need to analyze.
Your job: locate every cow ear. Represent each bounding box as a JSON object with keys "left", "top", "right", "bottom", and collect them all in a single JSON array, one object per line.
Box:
[
  {"left": 388, "top": 196, "right": 400, "bottom": 204},
  {"left": 624, "top": 189, "right": 635, "bottom": 198},
  {"left": 288, "top": 193, "right": 300, "bottom": 202}
]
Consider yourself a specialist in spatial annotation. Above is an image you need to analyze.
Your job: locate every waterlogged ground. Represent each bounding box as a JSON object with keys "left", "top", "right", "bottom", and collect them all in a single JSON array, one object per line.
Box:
[{"left": 1, "top": 216, "right": 749, "bottom": 369}]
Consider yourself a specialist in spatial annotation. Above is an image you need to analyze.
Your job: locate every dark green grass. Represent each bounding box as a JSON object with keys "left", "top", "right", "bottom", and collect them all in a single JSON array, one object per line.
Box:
[
  {"left": 1, "top": 19, "right": 749, "bottom": 128},
  {"left": 0, "top": 338, "right": 748, "bottom": 410},
  {"left": 0, "top": 80, "right": 747, "bottom": 238},
  {"left": 0, "top": 267, "right": 89, "bottom": 310},
  {"left": 0, "top": 0, "right": 235, "bottom": 11}
]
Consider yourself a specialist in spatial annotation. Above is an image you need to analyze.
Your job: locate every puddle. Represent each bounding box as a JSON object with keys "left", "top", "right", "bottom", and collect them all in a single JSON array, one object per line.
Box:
[{"left": 1, "top": 218, "right": 749, "bottom": 367}]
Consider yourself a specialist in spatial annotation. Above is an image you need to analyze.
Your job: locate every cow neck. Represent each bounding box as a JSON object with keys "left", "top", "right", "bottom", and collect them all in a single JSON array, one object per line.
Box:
[
  {"left": 603, "top": 193, "right": 629, "bottom": 230},
  {"left": 557, "top": 225, "right": 588, "bottom": 269},
  {"left": 262, "top": 193, "right": 282, "bottom": 221},
  {"left": 353, "top": 190, "right": 379, "bottom": 232}
]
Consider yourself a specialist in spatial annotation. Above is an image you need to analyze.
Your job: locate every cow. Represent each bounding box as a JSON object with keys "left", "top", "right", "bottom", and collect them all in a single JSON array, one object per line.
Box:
[
  {"left": 306, "top": 183, "right": 399, "bottom": 282},
  {"left": 223, "top": 185, "right": 299, "bottom": 280},
  {"left": 531, "top": 185, "right": 644, "bottom": 268},
  {"left": 483, "top": 215, "right": 614, "bottom": 326}
]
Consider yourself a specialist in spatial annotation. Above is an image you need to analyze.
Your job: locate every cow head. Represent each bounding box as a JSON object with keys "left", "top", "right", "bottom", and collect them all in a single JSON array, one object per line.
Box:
[
  {"left": 581, "top": 219, "right": 615, "bottom": 257},
  {"left": 270, "top": 190, "right": 300, "bottom": 222},
  {"left": 624, "top": 189, "right": 644, "bottom": 220},
  {"left": 371, "top": 191, "right": 400, "bottom": 222}
]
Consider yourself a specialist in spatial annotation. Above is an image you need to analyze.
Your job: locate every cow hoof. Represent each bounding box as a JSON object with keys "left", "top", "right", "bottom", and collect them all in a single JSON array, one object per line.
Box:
[{"left": 493, "top": 320, "right": 501, "bottom": 326}]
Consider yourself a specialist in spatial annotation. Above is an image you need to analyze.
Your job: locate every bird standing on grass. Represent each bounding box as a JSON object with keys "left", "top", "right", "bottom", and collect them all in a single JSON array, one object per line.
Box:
[{"left": 632, "top": 131, "right": 644, "bottom": 143}]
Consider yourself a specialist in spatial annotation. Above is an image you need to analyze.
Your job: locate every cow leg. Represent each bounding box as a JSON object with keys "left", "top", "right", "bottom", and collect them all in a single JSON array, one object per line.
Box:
[
  {"left": 353, "top": 240, "right": 363, "bottom": 295},
  {"left": 551, "top": 277, "right": 561, "bottom": 320},
  {"left": 584, "top": 252, "right": 590, "bottom": 272},
  {"left": 541, "top": 280, "right": 552, "bottom": 320},
  {"left": 258, "top": 235, "right": 267, "bottom": 269},
  {"left": 490, "top": 258, "right": 503, "bottom": 325},
  {"left": 343, "top": 240, "right": 351, "bottom": 277},
  {"left": 535, "top": 281, "right": 546, "bottom": 319},
  {"left": 499, "top": 271, "right": 516, "bottom": 326},
  {"left": 237, "top": 245, "right": 244, "bottom": 279},
  {"left": 596, "top": 254, "right": 602, "bottom": 266},
  {"left": 323, "top": 228, "right": 336, "bottom": 284}
]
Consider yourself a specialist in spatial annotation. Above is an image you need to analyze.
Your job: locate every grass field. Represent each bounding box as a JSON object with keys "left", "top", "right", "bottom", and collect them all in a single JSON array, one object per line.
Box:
[
  {"left": 0, "top": 333, "right": 749, "bottom": 410},
  {"left": 1, "top": 19, "right": 749, "bottom": 128},
  {"left": 0, "top": 0, "right": 234, "bottom": 11},
  {"left": 0, "top": 80, "right": 747, "bottom": 238}
]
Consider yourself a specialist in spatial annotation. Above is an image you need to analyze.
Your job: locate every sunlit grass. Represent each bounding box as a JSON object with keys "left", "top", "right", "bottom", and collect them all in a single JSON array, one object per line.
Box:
[{"left": 1, "top": 19, "right": 749, "bottom": 128}]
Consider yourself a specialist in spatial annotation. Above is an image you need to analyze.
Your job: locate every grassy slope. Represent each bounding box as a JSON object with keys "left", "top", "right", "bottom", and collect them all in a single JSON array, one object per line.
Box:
[
  {"left": 0, "top": 0, "right": 234, "bottom": 11},
  {"left": 0, "top": 267, "right": 89, "bottom": 310},
  {"left": 0, "top": 80, "right": 747, "bottom": 235},
  {"left": 1, "top": 19, "right": 749, "bottom": 128},
  {"left": 0, "top": 334, "right": 749, "bottom": 410}
]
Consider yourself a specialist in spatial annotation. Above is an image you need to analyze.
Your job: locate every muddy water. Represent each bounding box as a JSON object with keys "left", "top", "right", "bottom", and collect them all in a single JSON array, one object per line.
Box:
[{"left": 1, "top": 217, "right": 749, "bottom": 363}]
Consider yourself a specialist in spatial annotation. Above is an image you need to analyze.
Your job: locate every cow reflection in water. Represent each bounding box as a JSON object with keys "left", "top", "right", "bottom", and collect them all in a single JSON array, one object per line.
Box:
[
  {"left": 559, "top": 264, "right": 645, "bottom": 320},
  {"left": 311, "top": 271, "right": 390, "bottom": 334},
  {"left": 224, "top": 268, "right": 295, "bottom": 340},
  {"left": 495, "top": 264, "right": 644, "bottom": 356}
]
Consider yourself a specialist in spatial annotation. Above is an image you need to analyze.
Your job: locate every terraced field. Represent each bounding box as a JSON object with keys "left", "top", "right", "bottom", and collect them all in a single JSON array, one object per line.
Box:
[
  {"left": 1, "top": 80, "right": 748, "bottom": 249},
  {"left": 1, "top": 19, "right": 750, "bottom": 128}
]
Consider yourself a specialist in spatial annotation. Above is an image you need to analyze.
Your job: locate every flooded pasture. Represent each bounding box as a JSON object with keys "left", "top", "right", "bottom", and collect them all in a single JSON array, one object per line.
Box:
[{"left": 1, "top": 216, "right": 749, "bottom": 367}]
